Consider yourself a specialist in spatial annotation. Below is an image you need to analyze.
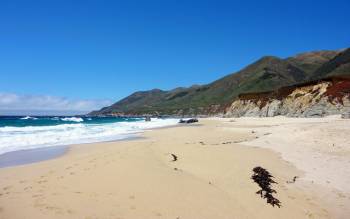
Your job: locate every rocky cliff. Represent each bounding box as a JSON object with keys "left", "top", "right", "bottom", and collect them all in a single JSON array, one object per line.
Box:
[{"left": 225, "top": 77, "right": 350, "bottom": 117}]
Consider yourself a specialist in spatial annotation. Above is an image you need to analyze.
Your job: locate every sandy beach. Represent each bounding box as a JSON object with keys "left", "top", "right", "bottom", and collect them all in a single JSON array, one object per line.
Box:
[{"left": 0, "top": 117, "right": 349, "bottom": 219}]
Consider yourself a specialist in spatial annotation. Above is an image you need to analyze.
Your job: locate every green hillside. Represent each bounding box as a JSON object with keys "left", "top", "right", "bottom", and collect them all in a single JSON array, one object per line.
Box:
[{"left": 90, "top": 48, "right": 349, "bottom": 116}]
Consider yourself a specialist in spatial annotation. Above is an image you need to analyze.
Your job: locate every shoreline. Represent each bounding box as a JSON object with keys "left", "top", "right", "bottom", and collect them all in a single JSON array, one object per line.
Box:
[
  {"left": 0, "top": 122, "right": 181, "bottom": 169},
  {"left": 0, "top": 146, "right": 68, "bottom": 169},
  {"left": 0, "top": 117, "right": 349, "bottom": 218},
  {"left": 0, "top": 136, "right": 145, "bottom": 169}
]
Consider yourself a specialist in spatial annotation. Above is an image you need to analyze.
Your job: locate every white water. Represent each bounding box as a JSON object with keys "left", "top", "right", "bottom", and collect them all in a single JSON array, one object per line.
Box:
[
  {"left": 20, "top": 116, "right": 38, "bottom": 120},
  {"left": 0, "top": 118, "right": 179, "bottom": 155},
  {"left": 60, "top": 117, "right": 84, "bottom": 122}
]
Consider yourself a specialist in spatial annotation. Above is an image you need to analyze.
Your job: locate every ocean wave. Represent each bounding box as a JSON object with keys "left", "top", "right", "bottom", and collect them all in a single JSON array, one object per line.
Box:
[
  {"left": 0, "top": 123, "right": 84, "bottom": 132},
  {"left": 0, "top": 118, "right": 178, "bottom": 155},
  {"left": 60, "top": 117, "right": 84, "bottom": 122},
  {"left": 20, "top": 116, "right": 38, "bottom": 120}
]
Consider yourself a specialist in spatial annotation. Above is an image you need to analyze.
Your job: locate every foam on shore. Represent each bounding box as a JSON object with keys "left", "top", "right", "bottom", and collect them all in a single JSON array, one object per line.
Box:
[{"left": 0, "top": 118, "right": 179, "bottom": 155}]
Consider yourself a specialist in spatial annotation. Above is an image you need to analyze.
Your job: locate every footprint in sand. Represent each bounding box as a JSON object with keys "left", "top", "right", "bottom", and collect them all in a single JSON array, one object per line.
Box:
[
  {"left": 45, "top": 205, "right": 63, "bottom": 215},
  {"left": 24, "top": 186, "right": 32, "bottom": 191},
  {"left": 336, "top": 192, "right": 346, "bottom": 198},
  {"left": 67, "top": 209, "right": 75, "bottom": 214},
  {"left": 32, "top": 194, "right": 44, "bottom": 198},
  {"left": 288, "top": 195, "right": 296, "bottom": 200},
  {"left": 305, "top": 211, "right": 314, "bottom": 218},
  {"left": 154, "top": 212, "right": 162, "bottom": 217},
  {"left": 3, "top": 186, "right": 12, "bottom": 191}
]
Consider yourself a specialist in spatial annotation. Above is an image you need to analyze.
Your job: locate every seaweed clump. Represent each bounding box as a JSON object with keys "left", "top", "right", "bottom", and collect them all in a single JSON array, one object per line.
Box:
[{"left": 251, "top": 166, "right": 281, "bottom": 208}]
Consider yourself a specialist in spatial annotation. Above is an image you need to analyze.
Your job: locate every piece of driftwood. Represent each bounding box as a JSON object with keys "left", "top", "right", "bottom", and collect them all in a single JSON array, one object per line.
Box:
[
  {"left": 170, "top": 153, "right": 178, "bottom": 162},
  {"left": 252, "top": 166, "right": 281, "bottom": 208}
]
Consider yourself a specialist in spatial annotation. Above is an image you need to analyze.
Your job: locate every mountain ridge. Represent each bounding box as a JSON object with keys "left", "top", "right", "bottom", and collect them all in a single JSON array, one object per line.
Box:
[{"left": 89, "top": 48, "right": 350, "bottom": 116}]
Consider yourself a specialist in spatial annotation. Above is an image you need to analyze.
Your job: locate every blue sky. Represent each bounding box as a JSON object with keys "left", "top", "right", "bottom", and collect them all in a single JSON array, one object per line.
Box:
[{"left": 0, "top": 0, "right": 349, "bottom": 114}]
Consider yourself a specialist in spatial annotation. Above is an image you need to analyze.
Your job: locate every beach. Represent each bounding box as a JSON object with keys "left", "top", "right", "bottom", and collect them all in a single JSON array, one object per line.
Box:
[{"left": 0, "top": 117, "right": 349, "bottom": 219}]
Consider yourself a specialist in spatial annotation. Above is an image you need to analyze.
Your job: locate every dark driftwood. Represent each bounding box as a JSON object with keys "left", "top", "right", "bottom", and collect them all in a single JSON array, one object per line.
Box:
[
  {"left": 171, "top": 153, "right": 178, "bottom": 162},
  {"left": 252, "top": 166, "right": 281, "bottom": 208}
]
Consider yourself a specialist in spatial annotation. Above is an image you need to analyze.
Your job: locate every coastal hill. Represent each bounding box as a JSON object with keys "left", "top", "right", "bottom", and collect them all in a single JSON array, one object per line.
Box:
[{"left": 89, "top": 48, "right": 350, "bottom": 116}]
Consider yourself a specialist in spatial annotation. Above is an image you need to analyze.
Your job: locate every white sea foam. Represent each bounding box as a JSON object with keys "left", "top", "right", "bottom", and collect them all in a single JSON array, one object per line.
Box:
[
  {"left": 60, "top": 117, "right": 84, "bottom": 122},
  {"left": 20, "top": 116, "right": 38, "bottom": 120},
  {"left": 0, "top": 118, "right": 178, "bottom": 155}
]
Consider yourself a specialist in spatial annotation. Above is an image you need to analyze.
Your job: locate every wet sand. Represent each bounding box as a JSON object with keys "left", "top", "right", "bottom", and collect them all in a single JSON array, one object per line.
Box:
[
  {"left": 0, "top": 146, "right": 68, "bottom": 168},
  {"left": 0, "top": 118, "right": 349, "bottom": 218}
]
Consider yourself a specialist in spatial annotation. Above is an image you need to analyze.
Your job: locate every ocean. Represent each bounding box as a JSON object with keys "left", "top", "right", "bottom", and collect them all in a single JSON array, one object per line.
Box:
[{"left": 0, "top": 116, "right": 179, "bottom": 155}]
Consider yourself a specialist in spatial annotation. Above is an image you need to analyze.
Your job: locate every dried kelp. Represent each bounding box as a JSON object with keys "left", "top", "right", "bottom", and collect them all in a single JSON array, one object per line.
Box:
[{"left": 252, "top": 166, "right": 281, "bottom": 207}]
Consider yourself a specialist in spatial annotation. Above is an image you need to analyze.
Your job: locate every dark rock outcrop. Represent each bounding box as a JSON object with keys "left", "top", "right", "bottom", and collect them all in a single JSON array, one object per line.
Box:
[{"left": 179, "top": 118, "right": 199, "bottom": 124}]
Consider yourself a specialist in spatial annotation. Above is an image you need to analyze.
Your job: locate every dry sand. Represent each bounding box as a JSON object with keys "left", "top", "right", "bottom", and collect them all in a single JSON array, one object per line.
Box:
[{"left": 0, "top": 117, "right": 349, "bottom": 219}]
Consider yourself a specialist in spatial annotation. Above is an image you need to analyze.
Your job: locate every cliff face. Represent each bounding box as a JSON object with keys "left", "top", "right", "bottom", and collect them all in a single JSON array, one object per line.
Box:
[{"left": 225, "top": 78, "right": 350, "bottom": 117}]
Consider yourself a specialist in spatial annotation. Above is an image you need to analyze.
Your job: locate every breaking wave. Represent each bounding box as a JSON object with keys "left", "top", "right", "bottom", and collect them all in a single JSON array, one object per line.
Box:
[
  {"left": 0, "top": 118, "right": 178, "bottom": 155},
  {"left": 20, "top": 116, "right": 38, "bottom": 120},
  {"left": 60, "top": 117, "right": 84, "bottom": 122}
]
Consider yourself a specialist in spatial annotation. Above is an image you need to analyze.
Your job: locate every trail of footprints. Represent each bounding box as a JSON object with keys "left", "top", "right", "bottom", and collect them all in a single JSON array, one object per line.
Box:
[{"left": 0, "top": 152, "right": 140, "bottom": 217}]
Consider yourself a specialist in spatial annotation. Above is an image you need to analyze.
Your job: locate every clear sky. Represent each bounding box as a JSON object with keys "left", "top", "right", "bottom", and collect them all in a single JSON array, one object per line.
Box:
[{"left": 0, "top": 0, "right": 349, "bottom": 114}]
